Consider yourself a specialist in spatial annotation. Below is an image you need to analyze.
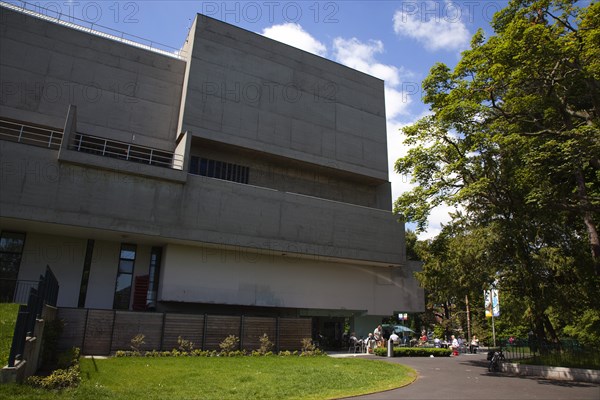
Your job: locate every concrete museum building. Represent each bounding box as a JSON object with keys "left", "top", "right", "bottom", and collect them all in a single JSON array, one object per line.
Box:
[{"left": 0, "top": 3, "right": 424, "bottom": 342}]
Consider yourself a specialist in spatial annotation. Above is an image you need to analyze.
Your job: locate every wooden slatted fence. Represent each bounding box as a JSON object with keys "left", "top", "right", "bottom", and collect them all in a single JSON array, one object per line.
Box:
[{"left": 57, "top": 308, "right": 311, "bottom": 355}]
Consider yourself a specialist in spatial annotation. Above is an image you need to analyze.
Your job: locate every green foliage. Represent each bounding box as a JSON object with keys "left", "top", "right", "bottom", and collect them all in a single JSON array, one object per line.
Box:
[
  {"left": 520, "top": 350, "right": 600, "bottom": 370},
  {"left": 395, "top": 0, "right": 600, "bottom": 345},
  {"left": 405, "top": 230, "right": 421, "bottom": 261},
  {"left": 218, "top": 335, "right": 240, "bottom": 353},
  {"left": 130, "top": 333, "right": 145, "bottom": 354},
  {"left": 26, "top": 347, "right": 81, "bottom": 390},
  {"left": 177, "top": 336, "right": 194, "bottom": 352},
  {"left": 0, "top": 303, "right": 19, "bottom": 367},
  {"left": 562, "top": 309, "right": 600, "bottom": 345},
  {"left": 373, "top": 347, "right": 452, "bottom": 357},
  {"left": 41, "top": 318, "right": 64, "bottom": 369},
  {"left": 258, "top": 333, "right": 274, "bottom": 355},
  {"left": 299, "top": 338, "right": 324, "bottom": 356}
]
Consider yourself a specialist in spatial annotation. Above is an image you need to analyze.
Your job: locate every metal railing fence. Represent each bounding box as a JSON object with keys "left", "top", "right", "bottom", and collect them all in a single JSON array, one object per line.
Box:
[
  {"left": 0, "top": 119, "right": 63, "bottom": 150},
  {"left": 7, "top": 266, "right": 59, "bottom": 368},
  {"left": 0, "top": 0, "right": 186, "bottom": 59},
  {"left": 71, "top": 133, "right": 184, "bottom": 170}
]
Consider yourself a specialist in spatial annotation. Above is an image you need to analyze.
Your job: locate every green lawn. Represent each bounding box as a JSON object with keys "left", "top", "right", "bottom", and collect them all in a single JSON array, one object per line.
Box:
[
  {"left": 0, "top": 303, "right": 20, "bottom": 367},
  {"left": 0, "top": 356, "right": 416, "bottom": 399}
]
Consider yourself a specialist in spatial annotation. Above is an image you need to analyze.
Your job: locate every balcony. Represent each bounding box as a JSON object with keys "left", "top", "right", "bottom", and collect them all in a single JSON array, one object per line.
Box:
[
  {"left": 0, "top": 118, "right": 63, "bottom": 150},
  {"left": 70, "top": 133, "right": 184, "bottom": 171}
]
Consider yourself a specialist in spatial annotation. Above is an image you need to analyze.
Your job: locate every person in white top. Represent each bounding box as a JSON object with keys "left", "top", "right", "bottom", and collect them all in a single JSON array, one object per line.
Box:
[
  {"left": 470, "top": 335, "right": 480, "bottom": 353},
  {"left": 451, "top": 335, "right": 459, "bottom": 355},
  {"left": 373, "top": 325, "right": 383, "bottom": 347}
]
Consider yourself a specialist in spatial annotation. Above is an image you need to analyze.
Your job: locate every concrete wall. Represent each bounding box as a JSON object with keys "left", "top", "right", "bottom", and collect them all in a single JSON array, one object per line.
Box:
[
  {"left": 189, "top": 138, "right": 388, "bottom": 209},
  {"left": 6, "top": 230, "right": 157, "bottom": 309},
  {"left": 160, "top": 243, "right": 420, "bottom": 316},
  {"left": 19, "top": 233, "right": 86, "bottom": 308},
  {"left": 2, "top": 225, "right": 422, "bottom": 316},
  {"left": 0, "top": 6, "right": 420, "bottom": 318},
  {"left": 0, "top": 141, "right": 404, "bottom": 265},
  {"left": 180, "top": 14, "right": 389, "bottom": 182},
  {"left": 0, "top": 7, "right": 186, "bottom": 150}
]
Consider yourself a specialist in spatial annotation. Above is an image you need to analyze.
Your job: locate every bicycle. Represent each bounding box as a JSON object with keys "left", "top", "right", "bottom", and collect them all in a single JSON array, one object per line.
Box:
[{"left": 487, "top": 349, "right": 505, "bottom": 372}]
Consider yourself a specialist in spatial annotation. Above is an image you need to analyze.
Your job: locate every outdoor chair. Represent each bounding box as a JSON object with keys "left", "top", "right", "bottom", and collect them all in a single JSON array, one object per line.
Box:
[{"left": 348, "top": 337, "right": 363, "bottom": 353}]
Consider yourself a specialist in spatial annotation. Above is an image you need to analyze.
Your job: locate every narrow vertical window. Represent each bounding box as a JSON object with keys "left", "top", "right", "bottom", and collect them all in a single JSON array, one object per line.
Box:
[
  {"left": 146, "top": 247, "right": 162, "bottom": 310},
  {"left": 78, "top": 239, "right": 94, "bottom": 308},
  {"left": 113, "top": 244, "right": 136, "bottom": 310},
  {"left": 0, "top": 232, "right": 26, "bottom": 302}
]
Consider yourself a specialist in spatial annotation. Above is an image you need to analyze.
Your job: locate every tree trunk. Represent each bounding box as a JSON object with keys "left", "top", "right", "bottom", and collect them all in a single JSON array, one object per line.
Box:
[{"left": 575, "top": 168, "right": 600, "bottom": 275}]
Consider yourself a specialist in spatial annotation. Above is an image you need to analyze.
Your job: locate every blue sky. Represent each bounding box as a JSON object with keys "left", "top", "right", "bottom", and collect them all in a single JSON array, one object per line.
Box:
[{"left": 30, "top": 0, "right": 510, "bottom": 238}]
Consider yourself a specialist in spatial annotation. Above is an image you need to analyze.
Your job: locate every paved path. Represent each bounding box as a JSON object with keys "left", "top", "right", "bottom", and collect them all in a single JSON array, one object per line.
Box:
[{"left": 330, "top": 352, "right": 600, "bottom": 400}]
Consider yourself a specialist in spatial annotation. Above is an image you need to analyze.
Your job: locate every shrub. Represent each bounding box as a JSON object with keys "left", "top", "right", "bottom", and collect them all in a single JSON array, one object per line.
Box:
[
  {"left": 219, "top": 335, "right": 240, "bottom": 353},
  {"left": 374, "top": 347, "right": 452, "bottom": 357},
  {"left": 130, "top": 333, "right": 145, "bottom": 353},
  {"left": 26, "top": 347, "right": 81, "bottom": 390},
  {"left": 301, "top": 338, "right": 316, "bottom": 353},
  {"left": 258, "top": 333, "right": 274, "bottom": 355},
  {"left": 177, "top": 336, "right": 195, "bottom": 352},
  {"left": 41, "top": 318, "right": 64, "bottom": 368},
  {"left": 27, "top": 365, "right": 80, "bottom": 389},
  {"left": 299, "top": 338, "right": 324, "bottom": 356}
]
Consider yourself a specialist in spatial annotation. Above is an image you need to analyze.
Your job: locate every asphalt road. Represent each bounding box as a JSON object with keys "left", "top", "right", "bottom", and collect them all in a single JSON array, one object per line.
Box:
[{"left": 337, "top": 352, "right": 600, "bottom": 400}]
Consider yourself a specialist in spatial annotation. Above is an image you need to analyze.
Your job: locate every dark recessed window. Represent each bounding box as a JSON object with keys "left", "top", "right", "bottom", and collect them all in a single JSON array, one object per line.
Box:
[
  {"left": 113, "top": 244, "right": 136, "bottom": 310},
  {"left": 78, "top": 239, "right": 95, "bottom": 308},
  {"left": 189, "top": 156, "right": 249, "bottom": 184},
  {"left": 146, "top": 247, "right": 162, "bottom": 309},
  {"left": 0, "top": 231, "right": 26, "bottom": 302}
]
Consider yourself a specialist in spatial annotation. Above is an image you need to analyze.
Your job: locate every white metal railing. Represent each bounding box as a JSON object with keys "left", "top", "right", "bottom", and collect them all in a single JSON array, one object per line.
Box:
[
  {"left": 0, "top": 0, "right": 187, "bottom": 60},
  {"left": 71, "top": 132, "right": 184, "bottom": 170},
  {"left": 0, "top": 118, "right": 63, "bottom": 149}
]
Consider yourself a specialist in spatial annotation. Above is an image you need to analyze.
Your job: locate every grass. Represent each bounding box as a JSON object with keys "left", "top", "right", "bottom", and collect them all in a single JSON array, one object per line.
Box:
[
  {"left": 0, "top": 303, "right": 20, "bottom": 367},
  {"left": 0, "top": 356, "right": 416, "bottom": 399}
]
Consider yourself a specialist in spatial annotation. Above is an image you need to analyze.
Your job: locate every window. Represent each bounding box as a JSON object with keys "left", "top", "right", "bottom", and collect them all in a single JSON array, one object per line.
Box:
[
  {"left": 189, "top": 156, "right": 249, "bottom": 184},
  {"left": 0, "top": 232, "right": 26, "bottom": 302},
  {"left": 78, "top": 239, "right": 95, "bottom": 308},
  {"left": 146, "top": 247, "right": 162, "bottom": 309},
  {"left": 113, "top": 244, "right": 136, "bottom": 310}
]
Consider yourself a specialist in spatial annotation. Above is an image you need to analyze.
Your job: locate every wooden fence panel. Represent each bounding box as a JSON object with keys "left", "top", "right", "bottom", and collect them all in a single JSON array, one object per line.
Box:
[
  {"left": 83, "top": 309, "right": 115, "bottom": 355},
  {"left": 56, "top": 308, "right": 312, "bottom": 354},
  {"left": 162, "top": 313, "right": 204, "bottom": 351},
  {"left": 243, "top": 317, "right": 276, "bottom": 350},
  {"left": 56, "top": 308, "right": 86, "bottom": 352},
  {"left": 204, "top": 315, "right": 241, "bottom": 350},
  {"left": 279, "top": 318, "right": 312, "bottom": 351},
  {"left": 111, "top": 311, "right": 163, "bottom": 352}
]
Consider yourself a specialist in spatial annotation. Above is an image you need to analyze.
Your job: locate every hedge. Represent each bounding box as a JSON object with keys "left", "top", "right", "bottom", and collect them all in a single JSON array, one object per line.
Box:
[{"left": 374, "top": 347, "right": 452, "bottom": 357}]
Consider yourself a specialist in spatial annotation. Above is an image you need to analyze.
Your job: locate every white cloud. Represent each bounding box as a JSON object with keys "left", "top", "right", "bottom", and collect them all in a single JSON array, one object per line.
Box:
[
  {"left": 261, "top": 23, "right": 327, "bottom": 57},
  {"left": 332, "top": 37, "right": 413, "bottom": 120},
  {"left": 393, "top": 0, "right": 471, "bottom": 52},
  {"left": 332, "top": 38, "right": 397, "bottom": 84}
]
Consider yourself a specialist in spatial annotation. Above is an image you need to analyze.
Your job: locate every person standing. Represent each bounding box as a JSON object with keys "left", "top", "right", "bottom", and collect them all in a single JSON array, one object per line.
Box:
[
  {"left": 451, "top": 335, "right": 460, "bottom": 356},
  {"left": 373, "top": 325, "right": 383, "bottom": 347},
  {"left": 470, "top": 335, "right": 479, "bottom": 353}
]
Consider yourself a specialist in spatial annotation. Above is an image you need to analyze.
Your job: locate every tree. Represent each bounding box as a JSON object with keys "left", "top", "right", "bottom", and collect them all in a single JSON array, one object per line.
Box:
[
  {"left": 395, "top": 0, "right": 600, "bottom": 342},
  {"left": 405, "top": 230, "right": 421, "bottom": 261}
]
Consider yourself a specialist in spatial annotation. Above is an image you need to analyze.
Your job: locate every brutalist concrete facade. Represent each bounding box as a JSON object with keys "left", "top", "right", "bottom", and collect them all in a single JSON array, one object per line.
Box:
[{"left": 0, "top": 5, "right": 424, "bottom": 340}]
